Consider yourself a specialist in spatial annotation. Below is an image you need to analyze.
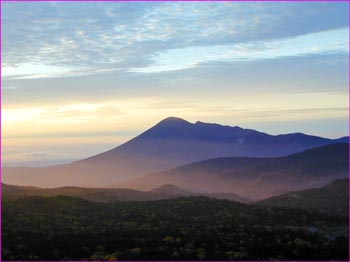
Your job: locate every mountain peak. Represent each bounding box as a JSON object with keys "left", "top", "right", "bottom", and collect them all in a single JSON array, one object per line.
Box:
[
  {"left": 137, "top": 117, "right": 262, "bottom": 142},
  {"left": 159, "top": 117, "right": 190, "bottom": 125},
  {"left": 195, "top": 120, "right": 242, "bottom": 130},
  {"left": 149, "top": 184, "right": 192, "bottom": 195}
]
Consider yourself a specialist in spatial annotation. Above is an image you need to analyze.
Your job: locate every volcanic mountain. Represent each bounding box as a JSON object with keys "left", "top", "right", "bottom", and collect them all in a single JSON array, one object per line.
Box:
[{"left": 3, "top": 117, "right": 348, "bottom": 188}]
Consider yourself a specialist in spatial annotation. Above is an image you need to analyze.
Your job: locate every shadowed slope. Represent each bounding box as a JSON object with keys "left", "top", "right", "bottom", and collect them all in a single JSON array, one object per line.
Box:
[
  {"left": 124, "top": 143, "right": 349, "bottom": 200},
  {"left": 257, "top": 179, "right": 349, "bottom": 216}
]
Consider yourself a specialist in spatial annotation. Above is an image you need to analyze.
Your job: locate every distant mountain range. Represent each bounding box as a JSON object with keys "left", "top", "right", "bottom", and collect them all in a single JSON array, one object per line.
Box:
[
  {"left": 2, "top": 183, "right": 250, "bottom": 203},
  {"left": 258, "top": 179, "right": 349, "bottom": 216},
  {"left": 123, "top": 143, "right": 349, "bottom": 200},
  {"left": 3, "top": 179, "right": 347, "bottom": 216},
  {"left": 3, "top": 117, "right": 348, "bottom": 188},
  {"left": 2, "top": 183, "right": 173, "bottom": 202}
]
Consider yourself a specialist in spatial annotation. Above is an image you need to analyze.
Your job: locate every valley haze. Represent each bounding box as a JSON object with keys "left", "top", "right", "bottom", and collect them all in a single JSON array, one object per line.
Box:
[{"left": 3, "top": 117, "right": 349, "bottom": 200}]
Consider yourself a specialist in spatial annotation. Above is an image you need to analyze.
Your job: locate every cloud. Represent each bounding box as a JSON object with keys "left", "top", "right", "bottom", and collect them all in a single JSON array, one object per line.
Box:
[
  {"left": 131, "top": 28, "right": 349, "bottom": 73},
  {"left": 2, "top": 63, "right": 125, "bottom": 80},
  {"left": 3, "top": 102, "right": 126, "bottom": 127},
  {"left": 3, "top": 53, "right": 348, "bottom": 108},
  {"left": 3, "top": 2, "right": 349, "bottom": 76}
]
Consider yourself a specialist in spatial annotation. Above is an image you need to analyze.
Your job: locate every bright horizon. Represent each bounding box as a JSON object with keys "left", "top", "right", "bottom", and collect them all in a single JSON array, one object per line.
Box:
[{"left": 3, "top": 2, "right": 349, "bottom": 166}]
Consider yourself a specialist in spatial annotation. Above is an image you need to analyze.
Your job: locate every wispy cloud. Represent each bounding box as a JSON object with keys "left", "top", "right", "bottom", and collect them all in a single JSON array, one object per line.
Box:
[
  {"left": 3, "top": 91, "right": 347, "bottom": 136},
  {"left": 131, "top": 28, "right": 349, "bottom": 73},
  {"left": 3, "top": 2, "right": 349, "bottom": 78},
  {"left": 2, "top": 63, "right": 124, "bottom": 80}
]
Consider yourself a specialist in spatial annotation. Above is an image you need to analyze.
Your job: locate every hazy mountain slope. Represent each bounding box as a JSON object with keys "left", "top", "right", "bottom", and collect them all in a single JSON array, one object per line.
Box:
[
  {"left": 124, "top": 143, "right": 349, "bottom": 200},
  {"left": 257, "top": 179, "right": 349, "bottom": 216},
  {"left": 149, "top": 184, "right": 250, "bottom": 203},
  {"left": 3, "top": 117, "right": 348, "bottom": 188},
  {"left": 149, "top": 184, "right": 193, "bottom": 196}
]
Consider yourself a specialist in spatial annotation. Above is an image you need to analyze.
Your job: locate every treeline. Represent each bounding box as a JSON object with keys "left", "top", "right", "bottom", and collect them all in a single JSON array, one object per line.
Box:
[{"left": 2, "top": 196, "right": 348, "bottom": 260}]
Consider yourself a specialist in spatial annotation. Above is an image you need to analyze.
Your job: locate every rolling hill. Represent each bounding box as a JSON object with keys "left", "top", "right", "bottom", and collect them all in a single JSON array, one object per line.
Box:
[
  {"left": 257, "top": 179, "right": 349, "bottom": 216},
  {"left": 123, "top": 143, "right": 349, "bottom": 200},
  {"left": 3, "top": 117, "right": 348, "bottom": 188},
  {"left": 1, "top": 183, "right": 174, "bottom": 202},
  {"left": 2, "top": 183, "right": 250, "bottom": 203},
  {"left": 149, "top": 184, "right": 250, "bottom": 203}
]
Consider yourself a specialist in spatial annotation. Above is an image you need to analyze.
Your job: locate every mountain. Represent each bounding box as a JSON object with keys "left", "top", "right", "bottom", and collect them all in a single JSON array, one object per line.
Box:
[
  {"left": 334, "top": 136, "right": 349, "bottom": 143},
  {"left": 3, "top": 117, "right": 348, "bottom": 188},
  {"left": 257, "top": 179, "right": 349, "bottom": 216},
  {"left": 123, "top": 143, "right": 349, "bottom": 200}
]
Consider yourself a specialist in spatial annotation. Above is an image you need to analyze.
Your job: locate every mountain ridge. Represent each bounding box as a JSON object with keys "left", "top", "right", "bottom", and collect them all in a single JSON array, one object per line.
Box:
[
  {"left": 123, "top": 143, "right": 349, "bottom": 200},
  {"left": 2, "top": 182, "right": 250, "bottom": 203},
  {"left": 3, "top": 117, "right": 348, "bottom": 188}
]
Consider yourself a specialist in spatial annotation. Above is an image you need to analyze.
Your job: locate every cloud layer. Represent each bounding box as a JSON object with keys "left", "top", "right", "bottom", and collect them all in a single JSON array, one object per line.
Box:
[{"left": 3, "top": 2, "right": 349, "bottom": 77}]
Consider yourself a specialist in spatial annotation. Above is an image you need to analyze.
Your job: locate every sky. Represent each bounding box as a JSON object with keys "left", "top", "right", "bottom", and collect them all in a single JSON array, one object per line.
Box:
[{"left": 2, "top": 2, "right": 349, "bottom": 166}]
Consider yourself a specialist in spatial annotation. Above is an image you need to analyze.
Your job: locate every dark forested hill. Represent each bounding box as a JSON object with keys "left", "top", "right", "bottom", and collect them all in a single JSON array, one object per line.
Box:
[
  {"left": 257, "top": 179, "right": 349, "bottom": 216},
  {"left": 2, "top": 196, "right": 348, "bottom": 261}
]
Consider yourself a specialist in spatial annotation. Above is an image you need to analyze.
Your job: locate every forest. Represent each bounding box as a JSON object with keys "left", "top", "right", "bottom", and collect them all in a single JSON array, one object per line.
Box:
[{"left": 2, "top": 196, "right": 348, "bottom": 260}]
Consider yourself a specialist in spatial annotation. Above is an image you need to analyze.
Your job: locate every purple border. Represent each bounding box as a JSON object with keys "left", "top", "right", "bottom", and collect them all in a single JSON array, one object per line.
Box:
[
  {"left": 1, "top": 1, "right": 3, "bottom": 262},
  {"left": 0, "top": 0, "right": 349, "bottom": 262},
  {"left": 347, "top": 0, "right": 350, "bottom": 260},
  {"left": 2, "top": 0, "right": 350, "bottom": 2}
]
